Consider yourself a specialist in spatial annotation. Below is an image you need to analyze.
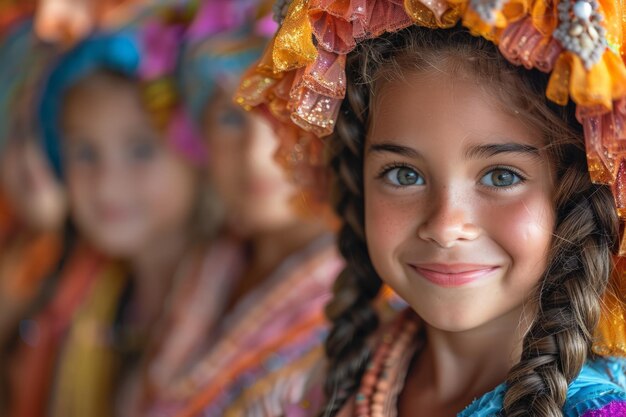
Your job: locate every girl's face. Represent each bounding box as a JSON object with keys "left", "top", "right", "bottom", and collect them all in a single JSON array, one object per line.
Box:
[
  {"left": 203, "top": 89, "right": 298, "bottom": 236},
  {"left": 364, "top": 71, "right": 555, "bottom": 332},
  {"left": 61, "top": 75, "right": 197, "bottom": 257}
]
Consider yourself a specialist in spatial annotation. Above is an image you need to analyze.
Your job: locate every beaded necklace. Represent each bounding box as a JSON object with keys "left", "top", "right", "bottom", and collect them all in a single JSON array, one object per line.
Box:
[{"left": 354, "top": 310, "right": 422, "bottom": 417}]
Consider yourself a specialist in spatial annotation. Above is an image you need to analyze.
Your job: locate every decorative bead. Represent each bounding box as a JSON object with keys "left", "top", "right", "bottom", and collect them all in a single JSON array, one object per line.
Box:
[
  {"left": 569, "top": 24, "right": 584, "bottom": 36},
  {"left": 553, "top": 0, "right": 606, "bottom": 69},
  {"left": 573, "top": 1, "right": 592, "bottom": 20},
  {"left": 352, "top": 311, "right": 423, "bottom": 416}
]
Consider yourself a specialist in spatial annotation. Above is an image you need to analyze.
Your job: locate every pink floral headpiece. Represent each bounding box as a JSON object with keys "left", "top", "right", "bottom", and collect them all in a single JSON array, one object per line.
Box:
[{"left": 137, "top": 5, "right": 208, "bottom": 166}]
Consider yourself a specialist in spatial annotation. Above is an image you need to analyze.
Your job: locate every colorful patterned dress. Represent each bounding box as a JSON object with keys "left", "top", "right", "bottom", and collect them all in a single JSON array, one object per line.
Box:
[{"left": 143, "top": 233, "right": 344, "bottom": 417}]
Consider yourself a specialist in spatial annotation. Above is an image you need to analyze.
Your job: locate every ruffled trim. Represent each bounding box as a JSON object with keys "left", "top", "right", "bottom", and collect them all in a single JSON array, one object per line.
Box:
[
  {"left": 547, "top": 50, "right": 626, "bottom": 109},
  {"left": 499, "top": 17, "right": 562, "bottom": 71},
  {"left": 243, "top": 0, "right": 626, "bottom": 140}
]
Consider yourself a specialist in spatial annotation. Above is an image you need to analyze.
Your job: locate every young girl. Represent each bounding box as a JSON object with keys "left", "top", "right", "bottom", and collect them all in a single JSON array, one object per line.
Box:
[{"left": 237, "top": 0, "right": 626, "bottom": 415}]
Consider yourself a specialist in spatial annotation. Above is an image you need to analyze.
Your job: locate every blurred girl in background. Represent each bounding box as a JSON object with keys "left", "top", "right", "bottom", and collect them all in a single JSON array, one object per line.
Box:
[
  {"left": 141, "top": 1, "right": 345, "bottom": 416},
  {"left": 5, "top": 6, "right": 218, "bottom": 416}
]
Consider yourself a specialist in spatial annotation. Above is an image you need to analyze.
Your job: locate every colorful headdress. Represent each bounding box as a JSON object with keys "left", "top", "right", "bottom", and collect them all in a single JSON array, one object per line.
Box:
[
  {"left": 38, "top": 4, "right": 206, "bottom": 177},
  {"left": 236, "top": 0, "right": 626, "bottom": 355},
  {"left": 178, "top": 0, "right": 277, "bottom": 124}
]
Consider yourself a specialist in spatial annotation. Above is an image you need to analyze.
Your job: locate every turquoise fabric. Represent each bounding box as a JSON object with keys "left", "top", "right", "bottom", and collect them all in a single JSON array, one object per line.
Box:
[
  {"left": 458, "top": 357, "right": 626, "bottom": 417},
  {"left": 38, "top": 31, "right": 141, "bottom": 177}
]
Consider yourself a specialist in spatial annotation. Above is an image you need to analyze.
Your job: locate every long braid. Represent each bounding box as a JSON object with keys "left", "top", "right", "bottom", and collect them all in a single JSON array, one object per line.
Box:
[
  {"left": 502, "top": 139, "right": 618, "bottom": 416},
  {"left": 321, "top": 51, "right": 383, "bottom": 416}
]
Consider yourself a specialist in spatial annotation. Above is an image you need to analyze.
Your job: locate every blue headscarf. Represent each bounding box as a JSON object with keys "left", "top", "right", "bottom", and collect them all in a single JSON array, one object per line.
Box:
[{"left": 38, "top": 30, "right": 141, "bottom": 177}]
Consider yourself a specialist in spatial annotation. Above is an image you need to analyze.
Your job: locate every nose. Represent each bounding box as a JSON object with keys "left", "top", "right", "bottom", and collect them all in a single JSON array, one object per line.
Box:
[
  {"left": 417, "top": 186, "right": 481, "bottom": 248},
  {"left": 93, "top": 157, "right": 128, "bottom": 201}
]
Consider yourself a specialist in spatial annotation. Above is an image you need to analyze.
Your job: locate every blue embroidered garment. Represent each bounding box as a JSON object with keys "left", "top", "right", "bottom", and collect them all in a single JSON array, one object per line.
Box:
[{"left": 459, "top": 357, "right": 626, "bottom": 417}]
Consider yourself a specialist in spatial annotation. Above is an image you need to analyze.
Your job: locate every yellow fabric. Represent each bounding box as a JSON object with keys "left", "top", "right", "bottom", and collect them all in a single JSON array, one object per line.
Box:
[
  {"left": 594, "top": 260, "right": 626, "bottom": 356},
  {"left": 51, "top": 263, "right": 128, "bottom": 417},
  {"left": 273, "top": 0, "right": 318, "bottom": 72}
]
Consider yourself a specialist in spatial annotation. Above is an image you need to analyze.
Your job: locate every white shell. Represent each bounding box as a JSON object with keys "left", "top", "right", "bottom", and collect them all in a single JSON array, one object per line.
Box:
[
  {"left": 569, "top": 24, "right": 584, "bottom": 36},
  {"left": 580, "top": 33, "right": 594, "bottom": 50},
  {"left": 573, "top": 1, "right": 593, "bottom": 20}
]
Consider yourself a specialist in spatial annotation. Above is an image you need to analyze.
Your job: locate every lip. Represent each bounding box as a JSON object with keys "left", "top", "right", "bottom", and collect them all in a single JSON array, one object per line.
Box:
[{"left": 409, "top": 263, "right": 499, "bottom": 287}]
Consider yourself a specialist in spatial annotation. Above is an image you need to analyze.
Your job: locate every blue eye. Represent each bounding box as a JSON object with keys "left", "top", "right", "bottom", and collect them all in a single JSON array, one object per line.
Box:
[
  {"left": 385, "top": 167, "right": 425, "bottom": 186},
  {"left": 480, "top": 168, "right": 522, "bottom": 187}
]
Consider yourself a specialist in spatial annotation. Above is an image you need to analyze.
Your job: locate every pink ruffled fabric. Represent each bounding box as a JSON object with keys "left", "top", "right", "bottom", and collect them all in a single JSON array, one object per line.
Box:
[
  {"left": 309, "top": 0, "right": 413, "bottom": 54},
  {"left": 579, "top": 97, "right": 626, "bottom": 184},
  {"left": 293, "top": 49, "right": 346, "bottom": 98},
  {"left": 498, "top": 17, "right": 562, "bottom": 72}
]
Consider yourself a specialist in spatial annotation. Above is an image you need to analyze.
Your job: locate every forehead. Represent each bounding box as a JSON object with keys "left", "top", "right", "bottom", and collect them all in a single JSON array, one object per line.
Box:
[
  {"left": 368, "top": 71, "right": 545, "bottom": 152},
  {"left": 60, "top": 74, "right": 157, "bottom": 143}
]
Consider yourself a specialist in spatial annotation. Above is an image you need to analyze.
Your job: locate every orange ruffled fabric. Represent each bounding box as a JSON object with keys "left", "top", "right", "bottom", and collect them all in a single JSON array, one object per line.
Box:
[
  {"left": 594, "top": 257, "right": 626, "bottom": 356},
  {"left": 245, "top": 0, "right": 626, "bottom": 143}
]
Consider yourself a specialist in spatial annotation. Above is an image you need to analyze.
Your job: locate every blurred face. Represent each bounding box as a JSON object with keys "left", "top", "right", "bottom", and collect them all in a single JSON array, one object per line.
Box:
[
  {"left": 364, "top": 71, "right": 555, "bottom": 332},
  {"left": 61, "top": 73, "right": 197, "bottom": 257},
  {"left": 0, "top": 138, "right": 66, "bottom": 231},
  {"left": 203, "top": 89, "right": 297, "bottom": 236}
]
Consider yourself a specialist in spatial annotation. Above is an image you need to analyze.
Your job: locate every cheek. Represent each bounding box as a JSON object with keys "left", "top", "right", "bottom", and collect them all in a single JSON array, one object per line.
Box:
[
  {"left": 208, "top": 147, "right": 242, "bottom": 202},
  {"left": 365, "top": 186, "right": 416, "bottom": 277},
  {"left": 482, "top": 190, "right": 554, "bottom": 269},
  {"left": 140, "top": 158, "right": 197, "bottom": 226},
  {"left": 66, "top": 170, "right": 95, "bottom": 219}
]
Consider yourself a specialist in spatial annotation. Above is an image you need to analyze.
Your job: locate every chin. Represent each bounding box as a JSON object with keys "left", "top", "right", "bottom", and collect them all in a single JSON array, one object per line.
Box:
[
  {"left": 408, "top": 298, "right": 493, "bottom": 333},
  {"left": 88, "top": 233, "right": 143, "bottom": 258}
]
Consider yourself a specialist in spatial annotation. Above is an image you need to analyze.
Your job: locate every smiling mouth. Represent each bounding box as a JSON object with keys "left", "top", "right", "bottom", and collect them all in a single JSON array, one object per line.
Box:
[{"left": 409, "top": 264, "right": 499, "bottom": 287}]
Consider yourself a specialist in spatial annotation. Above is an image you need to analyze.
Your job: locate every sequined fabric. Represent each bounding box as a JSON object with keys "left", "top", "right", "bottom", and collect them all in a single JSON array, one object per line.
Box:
[{"left": 582, "top": 401, "right": 626, "bottom": 417}]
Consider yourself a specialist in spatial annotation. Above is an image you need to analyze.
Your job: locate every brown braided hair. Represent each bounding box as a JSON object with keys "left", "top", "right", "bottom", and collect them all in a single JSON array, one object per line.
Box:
[{"left": 321, "top": 24, "right": 619, "bottom": 417}]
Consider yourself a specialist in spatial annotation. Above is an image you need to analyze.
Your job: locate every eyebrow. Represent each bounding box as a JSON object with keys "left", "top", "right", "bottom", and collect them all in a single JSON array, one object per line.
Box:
[
  {"left": 464, "top": 143, "right": 540, "bottom": 159},
  {"left": 367, "top": 141, "right": 540, "bottom": 159},
  {"left": 367, "top": 143, "right": 422, "bottom": 158}
]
